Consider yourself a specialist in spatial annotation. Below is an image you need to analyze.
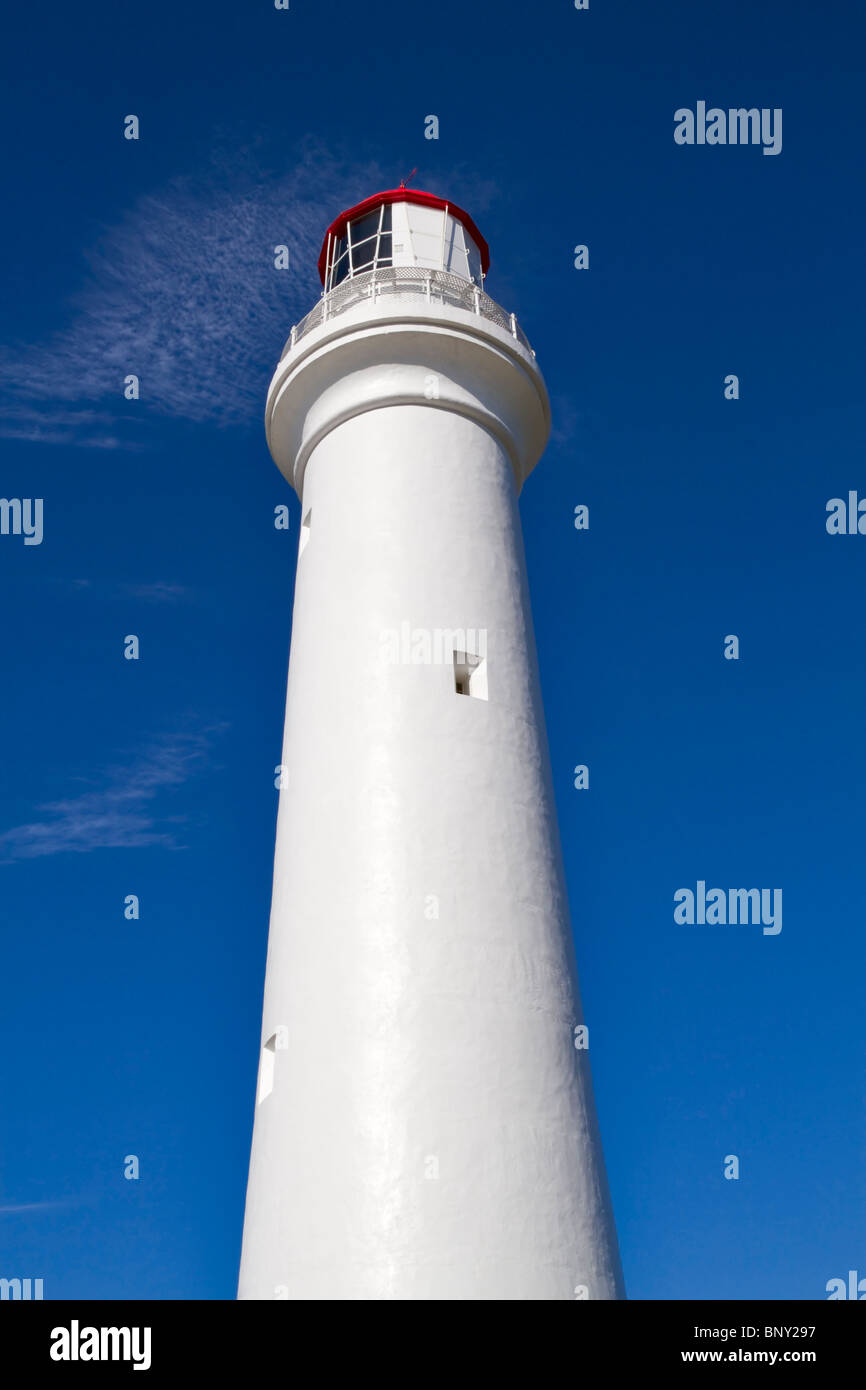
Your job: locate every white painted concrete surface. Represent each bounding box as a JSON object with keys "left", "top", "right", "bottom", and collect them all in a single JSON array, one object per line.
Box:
[{"left": 238, "top": 245, "right": 623, "bottom": 1301}]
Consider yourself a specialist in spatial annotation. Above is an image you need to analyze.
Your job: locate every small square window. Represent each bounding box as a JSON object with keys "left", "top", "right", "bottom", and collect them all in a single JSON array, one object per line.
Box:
[
  {"left": 454, "top": 650, "right": 488, "bottom": 700},
  {"left": 332, "top": 251, "right": 350, "bottom": 286},
  {"left": 258, "top": 1035, "right": 277, "bottom": 1104},
  {"left": 351, "top": 211, "right": 381, "bottom": 244}
]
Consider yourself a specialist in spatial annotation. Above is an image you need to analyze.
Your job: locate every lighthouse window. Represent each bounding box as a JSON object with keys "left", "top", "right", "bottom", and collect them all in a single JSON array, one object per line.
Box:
[
  {"left": 331, "top": 236, "right": 350, "bottom": 286},
  {"left": 376, "top": 206, "right": 393, "bottom": 263},
  {"left": 349, "top": 203, "right": 392, "bottom": 274},
  {"left": 453, "top": 650, "right": 488, "bottom": 701},
  {"left": 328, "top": 205, "right": 392, "bottom": 288},
  {"left": 258, "top": 1035, "right": 277, "bottom": 1104},
  {"left": 350, "top": 211, "right": 381, "bottom": 247},
  {"left": 299, "top": 508, "right": 311, "bottom": 557}
]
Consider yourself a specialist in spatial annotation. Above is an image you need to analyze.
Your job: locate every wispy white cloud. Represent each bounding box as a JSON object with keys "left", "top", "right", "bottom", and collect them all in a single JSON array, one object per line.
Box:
[
  {"left": 549, "top": 393, "right": 582, "bottom": 447},
  {"left": 0, "top": 404, "right": 132, "bottom": 450},
  {"left": 69, "top": 579, "right": 190, "bottom": 603},
  {"left": 0, "top": 726, "right": 226, "bottom": 863},
  {"left": 0, "top": 1200, "right": 76, "bottom": 1214},
  {"left": 122, "top": 581, "right": 189, "bottom": 603},
  {"left": 0, "top": 142, "right": 385, "bottom": 445}
]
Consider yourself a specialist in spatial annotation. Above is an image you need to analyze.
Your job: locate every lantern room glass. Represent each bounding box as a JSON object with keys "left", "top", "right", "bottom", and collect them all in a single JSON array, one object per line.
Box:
[{"left": 328, "top": 204, "right": 393, "bottom": 289}]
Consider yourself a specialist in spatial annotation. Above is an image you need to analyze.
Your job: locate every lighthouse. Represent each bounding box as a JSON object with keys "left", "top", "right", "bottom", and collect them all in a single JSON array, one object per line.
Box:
[{"left": 238, "top": 187, "right": 624, "bottom": 1300}]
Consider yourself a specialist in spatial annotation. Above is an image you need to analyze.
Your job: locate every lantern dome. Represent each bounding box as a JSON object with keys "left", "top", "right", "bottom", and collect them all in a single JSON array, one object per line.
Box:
[{"left": 317, "top": 188, "right": 490, "bottom": 290}]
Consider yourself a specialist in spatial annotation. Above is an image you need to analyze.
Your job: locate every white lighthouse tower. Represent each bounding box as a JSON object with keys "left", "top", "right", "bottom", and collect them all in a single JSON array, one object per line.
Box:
[{"left": 238, "top": 187, "right": 624, "bottom": 1301}]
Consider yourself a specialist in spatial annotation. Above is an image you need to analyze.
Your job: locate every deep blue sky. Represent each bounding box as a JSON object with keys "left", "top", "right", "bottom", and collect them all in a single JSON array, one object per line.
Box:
[{"left": 1, "top": 0, "right": 864, "bottom": 1300}]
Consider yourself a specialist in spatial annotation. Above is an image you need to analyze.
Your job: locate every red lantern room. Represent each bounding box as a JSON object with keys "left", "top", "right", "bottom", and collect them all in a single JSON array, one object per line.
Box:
[{"left": 318, "top": 188, "right": 491, "bottom": 292}]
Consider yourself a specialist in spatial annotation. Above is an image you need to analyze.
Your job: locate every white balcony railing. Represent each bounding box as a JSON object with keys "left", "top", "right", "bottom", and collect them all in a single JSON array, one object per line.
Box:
[{"left": 281, "top": 267, "right": 535, "bottom": 360}]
